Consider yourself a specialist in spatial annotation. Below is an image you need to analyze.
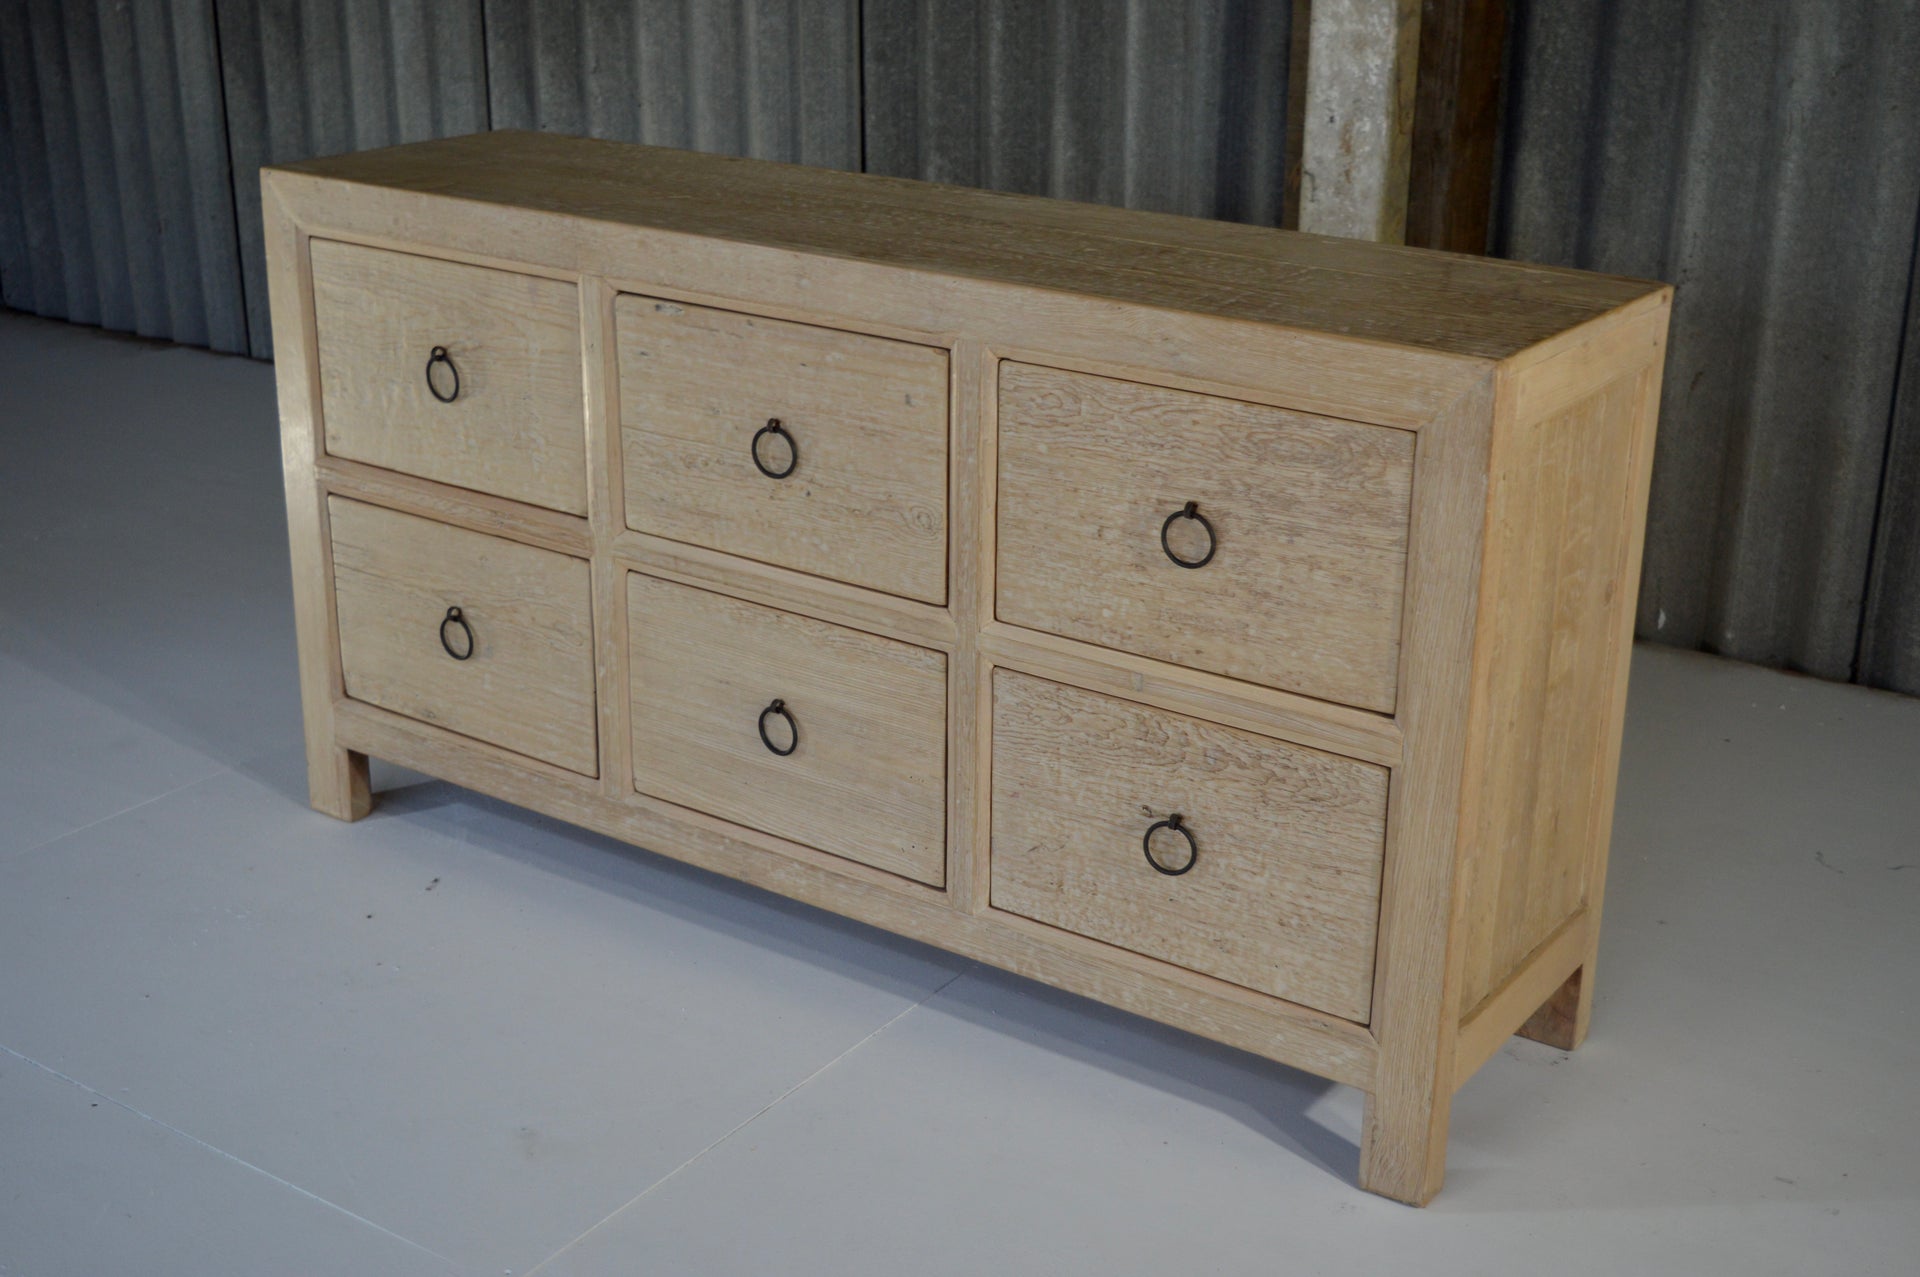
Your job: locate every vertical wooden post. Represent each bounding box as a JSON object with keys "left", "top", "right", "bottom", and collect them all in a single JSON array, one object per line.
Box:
[
  {"left": 1358, "top": 375, "right": 1495, "bottom": 1204},
  {"left": 1405, "top": 0, "right": 1510, "bottom": 253},
  {"left": 1297, "top": 0, "right": 1423, "bottom": 242},
  {"left": 263, "top": 173, "right": 370, "bottom": 821},
  {"left": 1281, "top": 0, "right": 1316, "bottom": 229}
]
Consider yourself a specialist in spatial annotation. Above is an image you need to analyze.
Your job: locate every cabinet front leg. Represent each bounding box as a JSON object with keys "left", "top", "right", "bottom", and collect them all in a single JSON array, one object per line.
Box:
[
  {"left": 1358, "top": 1083, "right": 1451, "bottom": 1206},
  {"left": 309, "top": 745, "right": 372, "bottom": 821}
]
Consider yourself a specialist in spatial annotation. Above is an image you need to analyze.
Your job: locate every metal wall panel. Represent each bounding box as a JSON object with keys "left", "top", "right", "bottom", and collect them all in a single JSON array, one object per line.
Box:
[
  {"left": 215, "top": 0, "right": 489, "bottom": 357},
  {"left": 862, "top": 0, "right": 1290, "bottom": 226},
  {"left": 483, "top": 0, "right": 860, "bottom": 168},
  {"left": 1859, "top": 245, "right": 1920, "bottom": 692},
  {"left": 5, "top": 0, "right": 1920, "bottom": 695},
  {"left": 0, "top": 0, "right": 246, "bottom": 353},
  {"left": 1496, "top": 0, "right": 1920, "bottom": 691}
]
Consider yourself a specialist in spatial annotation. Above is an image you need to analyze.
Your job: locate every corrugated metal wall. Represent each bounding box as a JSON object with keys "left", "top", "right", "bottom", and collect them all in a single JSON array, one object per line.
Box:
[
  {"left": 3, "top": 0, "right": 1918, "bottom": 695},
  {"left": 483, "top": 0, "right": 860, "bottom": 169},
  {"left": 0, "top": 0, "right": 246, "bottom": 352},
  {"left": 1496, "top": 0, "right": 1920, "bottom": 689},
  {"left": 861, "top": 0, "right": 1291, "bottom": 225},
  {"left": 214, "top": 0, "right": 490, "bottom": 357}
]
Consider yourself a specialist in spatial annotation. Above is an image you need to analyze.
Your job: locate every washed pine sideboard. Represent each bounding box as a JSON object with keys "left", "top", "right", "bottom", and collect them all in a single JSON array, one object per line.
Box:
[{"left": 265, "top": 130, "right": 1671, "bottom": 1205}]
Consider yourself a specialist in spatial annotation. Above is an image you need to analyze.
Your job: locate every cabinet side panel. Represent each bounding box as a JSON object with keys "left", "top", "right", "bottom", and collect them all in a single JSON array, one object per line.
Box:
[{"left": 1457, "top": 307, "right": 1670, "bottom": 1013}]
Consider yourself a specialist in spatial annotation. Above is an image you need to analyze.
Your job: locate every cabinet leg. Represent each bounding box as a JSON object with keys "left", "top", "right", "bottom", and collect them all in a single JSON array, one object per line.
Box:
[
  {"left": 309, "top": 746, "right": 372, "bottom": 821},
  {"left": 1517, "top": 960, "right": 1591, "bottom": 1051},
  {"left": 1357, "top": 1085, "right": 1451, "bottom": 1206}
]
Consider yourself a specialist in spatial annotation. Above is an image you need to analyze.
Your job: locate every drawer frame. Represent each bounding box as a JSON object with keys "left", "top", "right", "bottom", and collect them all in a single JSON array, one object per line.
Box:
[{"left": 265, "top": 138, "right": 1670, "bottom": 1206}]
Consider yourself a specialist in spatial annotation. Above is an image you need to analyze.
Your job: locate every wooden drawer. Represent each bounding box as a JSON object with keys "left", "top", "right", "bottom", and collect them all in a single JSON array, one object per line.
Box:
[
  {"left": 627, "top": 574, "right": 947, "bottom": 884},
  {"left": 311, "top": 240, "right": 587, "bottom": 514},
  {"left": 617, "top": 297, "right": 949, "bottom": 604},
  {"left": 328, "top": 498, "right": 598, "bottom": 774},
  {"left": 989, "top": 670, "right": 1388, "bottom": 1021},
  {"left": 996, "top": 363, "right": 1415, "bottom": 713}
]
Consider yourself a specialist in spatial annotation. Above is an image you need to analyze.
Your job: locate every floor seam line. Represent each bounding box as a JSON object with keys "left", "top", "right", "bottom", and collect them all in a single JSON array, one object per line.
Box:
[
  {"left": 0, "top": 763, "right": 236, "bottom": 863},
  {"left": 522, "top": 964, "right": 974, "bottom": 1275},
  {"left": 0, "top": 1042, "right": 462, "bottom": 1268}
]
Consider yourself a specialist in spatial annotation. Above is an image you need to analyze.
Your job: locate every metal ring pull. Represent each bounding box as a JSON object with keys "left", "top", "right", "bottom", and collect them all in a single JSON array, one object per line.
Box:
[
  {"left": 425, "top": 346, "right": 460, "bottom": 403},
  {"left": 1142, "top": 813, "right": 1198, "bottom": 876},
  {"left": 751, "top": 418, "right": 798, "bottom": 479},
  {"left": 439, "top": 605, "right": 474, "bottom": 660},
  {"left": 1160, "top": 501, "right": 1216, "bottom": 569},
  {"left": 757, "top": 698, "right": 798, "bottom": 756}
]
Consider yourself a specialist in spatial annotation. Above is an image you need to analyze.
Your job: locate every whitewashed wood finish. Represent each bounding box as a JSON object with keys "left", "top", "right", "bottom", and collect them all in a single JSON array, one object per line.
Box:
[
  {"left": 311, "top": 239, "right": 587, "bottom": 515},
  {"left": 328, "top": 497, "right": 597, "bottom": 775},
  {"left": 990, "top": 670, "right": 1389, "bottom": 1022},
  {"left": 996, "top": 363, "right": 1416, "bottom": 713},
  {"left": 330, "top": 694, "right": 1380, "bottom": 1088},
  {"left": 266, "top": 189, "right": 369, "bottom": 820},
  {"left": 268, "top": 132, "right": 1672, "bottom": 1207},
  {"left": 627, "top": 573, "right": 948, "bottom": 885},
  {"left": 617, "top": 295, "right": 950, "bottom": 604}
]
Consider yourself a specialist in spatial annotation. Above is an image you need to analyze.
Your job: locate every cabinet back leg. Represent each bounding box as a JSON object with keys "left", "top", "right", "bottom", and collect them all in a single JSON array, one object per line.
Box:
[
  {"left": 1516, "top": 960, "right": 1591, "bottom": 1051},
  {"left": 310, "top": 746, "right": 372, "bottom": 821}
]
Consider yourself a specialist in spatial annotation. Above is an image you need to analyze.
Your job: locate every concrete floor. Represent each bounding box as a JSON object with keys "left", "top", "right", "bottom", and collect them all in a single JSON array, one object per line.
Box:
[{"left": 0, "top": 308, "right": 1915, "bottom": 1275}]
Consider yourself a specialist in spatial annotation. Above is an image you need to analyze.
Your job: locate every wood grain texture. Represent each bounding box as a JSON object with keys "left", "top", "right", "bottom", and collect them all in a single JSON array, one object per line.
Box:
[
  {"left": 946, "top": 339, "right": 992, "bottom": 913},
  {"left": 328, "top": 497, "right": 597, "bottom": 775},
  {"left": 311, "top": 238, "right": 587, "bottom": 514},
  {"left": 583, "top": 275, "right": 633, "bottom": 801},
  {"left": 1454, "top": 367, "right": 1650, "bottom": 1011},
  {"left": 270, "top": 167, "right": 1489, "bottom": 432},
  {"left": 314, "top": 456, "right": 592, "bottom": 558},
  {"left": 1555, "top": 326, "right": 1671, "bottom": 1046},
  {"left": 978, "top": 622, "right": 1404, "bottom": 769},
  {"left": 331, "top": 696, "right": 1378, "bottom": 1088},
  {"left": 1359, "top": 374, "right": 1496, "bottom": 1204},
  {"left": 277, "top": 130, "right": 1660, "bottom": 361},
  {"left": 264, "top": 182, "right": 368, "bottom": 821},
  {"left": 267, "top": 132, "right": 1675, "bottom": 1206},
  {"left": 611, "top": 529, "right": 955, "bottom": 652},
  {"left": 1406, "top": 0, "right": 1508, "bottom": 254},
  {"left": 1453, "top": 909, "right": 1588, "bottom": 1082},
  {"left": 990, "top": 671, "right": 1389, "bottom": 1023},
  {"left": 627, "top": 573, "right": 948, "bottom": 886},
  {"left": 997, "top": 362, "right": 1415, "bottom": 713},
  {"left": 618, "top": 294, "right": 949, "bottom": 604}
]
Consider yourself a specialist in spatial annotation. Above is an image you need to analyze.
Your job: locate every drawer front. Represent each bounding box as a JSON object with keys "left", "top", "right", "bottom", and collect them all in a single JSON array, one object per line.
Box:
[
  {"left": 311, "top": 240, "right": 587, "bottom": 515},
  {"left": 329, "top": 498, "right": 598, "bottom": 775},
  {"left": 996, "top": 363, "right": 1415, "bottom": 713},
  {"left": 989, "top": 670, "right": 1388, "bottom": 1021},
  {"left": 617, "top": 297, "right": 949, "bottom": 604},
  {"left": 628, "top": 574, "right": 947, "bottom": 885}
]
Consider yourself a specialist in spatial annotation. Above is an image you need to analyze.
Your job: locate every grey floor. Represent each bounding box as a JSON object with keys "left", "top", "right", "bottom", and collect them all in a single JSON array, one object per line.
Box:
[{"left": 0, "top": 309, "right": 1914, "bottom": 1276}]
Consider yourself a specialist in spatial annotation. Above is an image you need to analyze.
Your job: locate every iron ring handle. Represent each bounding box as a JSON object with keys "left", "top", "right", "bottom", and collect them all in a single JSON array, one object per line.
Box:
[
  {"left": 751, "top": 418, "right": 798, "bottom": 479},
  {"left": 425, "top": 345, "right": 460, "bottom": 403},
  {"left": 1142, "top": 813, "right": 1197, "bottom": 876},
  {"left": 758, "top": 698, "right": 799, "bottom": 756},
  {"left": 439, "top": 606, "right": 474, "bottom": 660},
  {"left": 1160, "top": 501, "right": 1216, "bottom": 569}
]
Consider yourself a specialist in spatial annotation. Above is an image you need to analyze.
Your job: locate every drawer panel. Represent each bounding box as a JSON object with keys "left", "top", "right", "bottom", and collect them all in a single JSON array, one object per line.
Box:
[
  {"left": 329, "top": 498, "right": 598, "bottom": 774},
  {"left": 628, "top": 574, "right": 947, "bottom": 885},
  {"left": 996, "top": 363, "right": 1414, "bottom": 713},
  {"left": 617, "top": 297, "right": 949, "bottom": 604},
  {"left": 312, "top": 240, "right": 587, "bottom": 514},
  {"left": 989, "top": 670, "right": 1388, "bottom": 1021}
]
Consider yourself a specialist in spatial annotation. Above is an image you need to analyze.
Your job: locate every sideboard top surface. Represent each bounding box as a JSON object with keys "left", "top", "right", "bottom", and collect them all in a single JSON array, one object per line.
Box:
[{"left": 272, "top": 130, "right": 1664, "bottom": 363}]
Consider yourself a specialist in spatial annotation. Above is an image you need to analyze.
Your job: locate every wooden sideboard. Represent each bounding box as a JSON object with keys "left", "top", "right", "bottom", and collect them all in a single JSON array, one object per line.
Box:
[{"left": 265, "top": 130, "right": 1670, "bottom": 1204}]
